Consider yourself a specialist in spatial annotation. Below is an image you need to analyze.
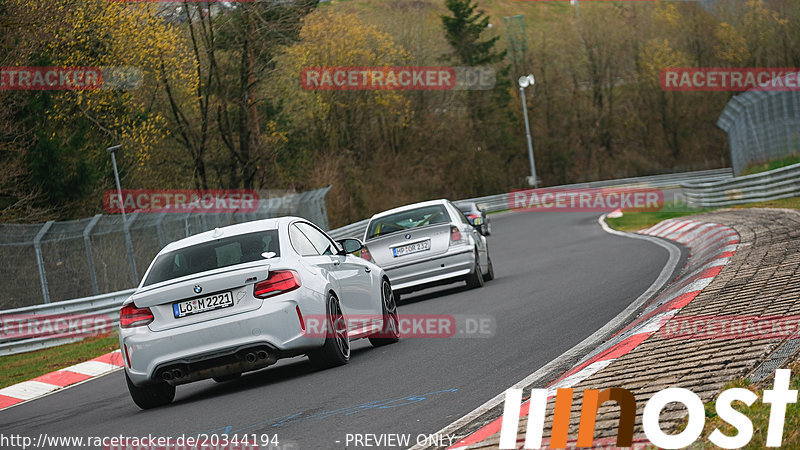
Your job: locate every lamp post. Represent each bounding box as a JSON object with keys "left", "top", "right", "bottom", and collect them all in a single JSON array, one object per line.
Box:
[
  {"left": 107, "top": 144, "right": 139, "bottom": 285},
  {"left": 518, "top": 74, "right": 539, "bottom": 188}
]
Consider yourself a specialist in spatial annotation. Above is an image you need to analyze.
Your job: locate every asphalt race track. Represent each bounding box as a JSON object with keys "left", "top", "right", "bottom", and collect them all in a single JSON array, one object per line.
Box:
[{"left": 0, "top": 211, "right": 676, "bottom": 449}]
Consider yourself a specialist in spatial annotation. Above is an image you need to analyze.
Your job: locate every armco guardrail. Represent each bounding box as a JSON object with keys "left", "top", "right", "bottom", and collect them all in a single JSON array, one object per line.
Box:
[
  {"left": 0, "top": 289, "right": 134, "bottom": 356},
  {"left": 682, "top": 163, "right": 800, "bottom": 208},
  {"left": 0, "top": 168, "right": 731, "bottom": 355},
  {"left": 327, "top": 168, "right": 732, "bottom": 240},
  {"left": 557, "top": 167, "right": 732, "bottom": 190}
]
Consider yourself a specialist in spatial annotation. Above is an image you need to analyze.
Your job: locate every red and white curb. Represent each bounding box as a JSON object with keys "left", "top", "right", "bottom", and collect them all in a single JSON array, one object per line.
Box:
[
  {"left": 441, "top": 218, "right": 738, "bottom": 449},
  {"left": 0, "top": 350, "right": 123, "bottom": 412}
]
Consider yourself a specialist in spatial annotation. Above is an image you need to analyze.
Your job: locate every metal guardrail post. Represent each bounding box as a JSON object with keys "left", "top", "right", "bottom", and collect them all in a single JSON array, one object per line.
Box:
[
  {"left": 155, "top": 212, "right": 167, "bottom": 249},
  {"left": 319, "top": 186, "right": 332, "bottom": 231},
  {"left": 83, "top": 214, "right": 103, "bottom": 296},
  {"left": 123, "top": 212, "right": 139, "bottom": 285},
  {"left": 184, "top": 213, "right": 191, "bottom": 236},
  {"left": 781, "top": 94, "right": 792, "bottom": 151},
  {"left": 34, "top": 221, "right": 55, "bottom": 304},
  {"left": 199, "top": 214, "right": 208, "bottom": 233}
]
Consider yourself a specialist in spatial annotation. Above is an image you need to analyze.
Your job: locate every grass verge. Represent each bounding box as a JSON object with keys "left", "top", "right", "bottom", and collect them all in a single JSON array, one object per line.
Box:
[
  {"left": 740, "top": 155, "right": 800, "bottom": 176},
  {"left": 606, "top": 197, "right": 800, "bottom": 232},
  {"left": 605, "top": 202, "right": 714, "bottom": 232},
  {"left": 681, "top": 362, "right": 800, "bottom": 448},
  {"left": 0, "top": 334, "right": 119, "bottom": 389}
]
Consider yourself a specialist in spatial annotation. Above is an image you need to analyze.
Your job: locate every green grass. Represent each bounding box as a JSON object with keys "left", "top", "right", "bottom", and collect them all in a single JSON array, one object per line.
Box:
[
  {"left": 740, "top": 154, "right": 800, "bottom": 176},
  {"left": 606, "top": 197, "right": 800, "bottom": 232},
  {"left": 0, "top": 334, "right": 119, "bottom": 389},
  {"left": 732, "top": 196, "right": 800, "bottom": 211},
  {"left": 605, "top": 202, "right": 714, "bottom": 232},
  {"left": 684, "top": 362, "right": 800, "bottom": 448}
]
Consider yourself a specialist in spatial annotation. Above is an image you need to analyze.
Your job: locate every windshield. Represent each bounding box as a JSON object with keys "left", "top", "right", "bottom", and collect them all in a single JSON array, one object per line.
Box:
[
  {"left": 143, "top": 229, "right": 279, "bottom": 286},
  {"left": 366, "top": 205, "right": 451, "bottom": 240}
]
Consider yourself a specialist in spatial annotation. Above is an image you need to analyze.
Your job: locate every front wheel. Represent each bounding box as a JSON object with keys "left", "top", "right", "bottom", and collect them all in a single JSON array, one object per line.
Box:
[
  {"left": 308, "top": 293, "right": 350, "bottom": 369},
  {"left": 369, "top": 279, "right": 400, "bottom": 347},
  {"left": 125, "top": 372, "right": 175, "bottom": 410}
]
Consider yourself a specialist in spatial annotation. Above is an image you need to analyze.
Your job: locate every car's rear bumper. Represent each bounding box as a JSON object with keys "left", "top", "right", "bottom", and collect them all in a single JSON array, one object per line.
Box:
[
  {"left": 383, "top": 246, "right": 474, "bottom": 293},
  {"left": 120, "top": 288, "right": 325, "bottom": 386}
]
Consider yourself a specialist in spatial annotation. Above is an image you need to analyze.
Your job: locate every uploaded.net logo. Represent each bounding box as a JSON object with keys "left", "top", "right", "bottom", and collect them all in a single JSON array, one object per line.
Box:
[
  {"left": 300, "top": 66, "right": 495, "bottom": 91},
  {"left": 103, "top": 189, "right": 260, "bottom": 214},
  {"left": 0, "top": 67, "right": 143, "bottom": 91},
  {"left": 509, "top": 187, "right": 663, "bottom": 212},
  {"left": 501, "top": 369, "right": 799, "bottom": 448},
  {"left": 660, "top": 68, "right": 800, "bottom": 91}
]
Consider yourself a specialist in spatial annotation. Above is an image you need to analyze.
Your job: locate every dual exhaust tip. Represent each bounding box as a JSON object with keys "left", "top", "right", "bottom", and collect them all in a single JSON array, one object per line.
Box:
[
  {"left": 246, "top": 350, "right": 269, "bottom": 363},
  {"left": 161, "top": 350, "right": 270, "bottom": 381},
  {"left": 162, "top": 368, "right": 184, "bottom": 381}
]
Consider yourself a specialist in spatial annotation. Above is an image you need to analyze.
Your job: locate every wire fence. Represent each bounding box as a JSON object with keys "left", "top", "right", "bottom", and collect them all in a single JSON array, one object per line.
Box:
[
  {"left": 718, "top": 80, "right": 800, "bottom": 175},
  {"left": 0, "top": 187, "right": 331, "bottom": 309},
  {"left": 0, "top": 170, "right": 735, "bottom": 355}
]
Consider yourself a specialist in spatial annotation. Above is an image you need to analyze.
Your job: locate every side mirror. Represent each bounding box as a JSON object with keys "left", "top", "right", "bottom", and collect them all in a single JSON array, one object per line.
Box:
[{"left": 337, "top": 238, "right": 364, "bottom": 255}]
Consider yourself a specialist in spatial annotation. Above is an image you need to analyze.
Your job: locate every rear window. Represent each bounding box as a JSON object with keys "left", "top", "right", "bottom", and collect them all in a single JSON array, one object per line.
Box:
[
  {"left": 143, "top": 229, "right": 279, "bottom": 286},
  {"left": 366, "top": 205, "right": 451, "bottom": 240},
  {"left": 458, "top": 204, "right": 473, "bottom": 214}
]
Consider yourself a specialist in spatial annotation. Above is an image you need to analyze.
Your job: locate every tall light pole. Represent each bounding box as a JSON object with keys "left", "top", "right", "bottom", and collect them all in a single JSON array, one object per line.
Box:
[
  {"left": 107, "top": 144, "right": 138, "bottom": 285},
  {"left": 518, "top": 74, "right": 539, "bottom": 188}
]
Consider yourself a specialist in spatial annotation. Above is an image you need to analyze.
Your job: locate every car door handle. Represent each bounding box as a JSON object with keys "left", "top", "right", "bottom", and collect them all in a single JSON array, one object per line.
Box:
[{"left": 364, "top": 267, "right": 371, "bottom": 273}]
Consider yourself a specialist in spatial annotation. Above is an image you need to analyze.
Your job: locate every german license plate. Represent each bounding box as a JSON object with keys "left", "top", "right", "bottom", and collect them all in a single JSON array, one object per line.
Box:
[
  {"left": 392, "top": 240, "right": 431, "bottom": 257},
  {"left": 173, "top": 291, "right": 233, "bottom": 318}
]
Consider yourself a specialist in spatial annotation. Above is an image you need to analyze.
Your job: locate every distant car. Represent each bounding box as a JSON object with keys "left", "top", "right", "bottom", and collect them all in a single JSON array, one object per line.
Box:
[
  {"left": 457, "top": 201, "right": 491, "bottom": 236},
  {"left": 119, "top": 217, "right": 398, "bottom": 409},
  {"left": 361, "top": 199, "right": 493, "bottom": 298}
]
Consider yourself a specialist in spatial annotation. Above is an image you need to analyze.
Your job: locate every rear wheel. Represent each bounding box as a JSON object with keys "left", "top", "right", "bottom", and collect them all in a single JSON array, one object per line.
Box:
[
  {"left": 125, "top": 372, "right": 175, "bottom": 410},
  {"left": 484, "top": 256, "right": 495, "bottom": 281},
  {"left": 465, "top": 250, "right": 485, "bottom": 289},
  {"left": 370, "top": 279, "right": 400, "bottom": 347},
  {"left": 308, "top": 293, "right": 350, "bottom": 369}
]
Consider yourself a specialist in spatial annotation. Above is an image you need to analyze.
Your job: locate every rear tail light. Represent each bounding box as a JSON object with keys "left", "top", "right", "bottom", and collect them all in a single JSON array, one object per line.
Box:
[
  {"left": 254, "top": 270, "right": 301, "bottom": 299},
  {"left": 360, "top": 246, "right": 374, "bottom": 262},
  {"left": 450, "top": 226, "right": 463, "bottom": 245},
  {"left": 120, "top": 303, "right": 154, "bottom": 328}
]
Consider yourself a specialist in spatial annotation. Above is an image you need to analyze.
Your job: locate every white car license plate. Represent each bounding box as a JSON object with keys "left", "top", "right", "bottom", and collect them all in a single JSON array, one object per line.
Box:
[
  {"left": 173, "top": 292, "right": 233, "bottom": 318},
  {"left": 393, "top": 240, "right": 431, "bottom": 257}
]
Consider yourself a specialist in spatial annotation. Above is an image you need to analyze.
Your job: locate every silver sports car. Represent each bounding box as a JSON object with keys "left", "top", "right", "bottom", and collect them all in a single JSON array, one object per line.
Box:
[
  {"left": 119, "top": 217, "right": 398, "bottom": 409},
  {"left": 360, "top": 199, "right": 493, "bottom": 298}
]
